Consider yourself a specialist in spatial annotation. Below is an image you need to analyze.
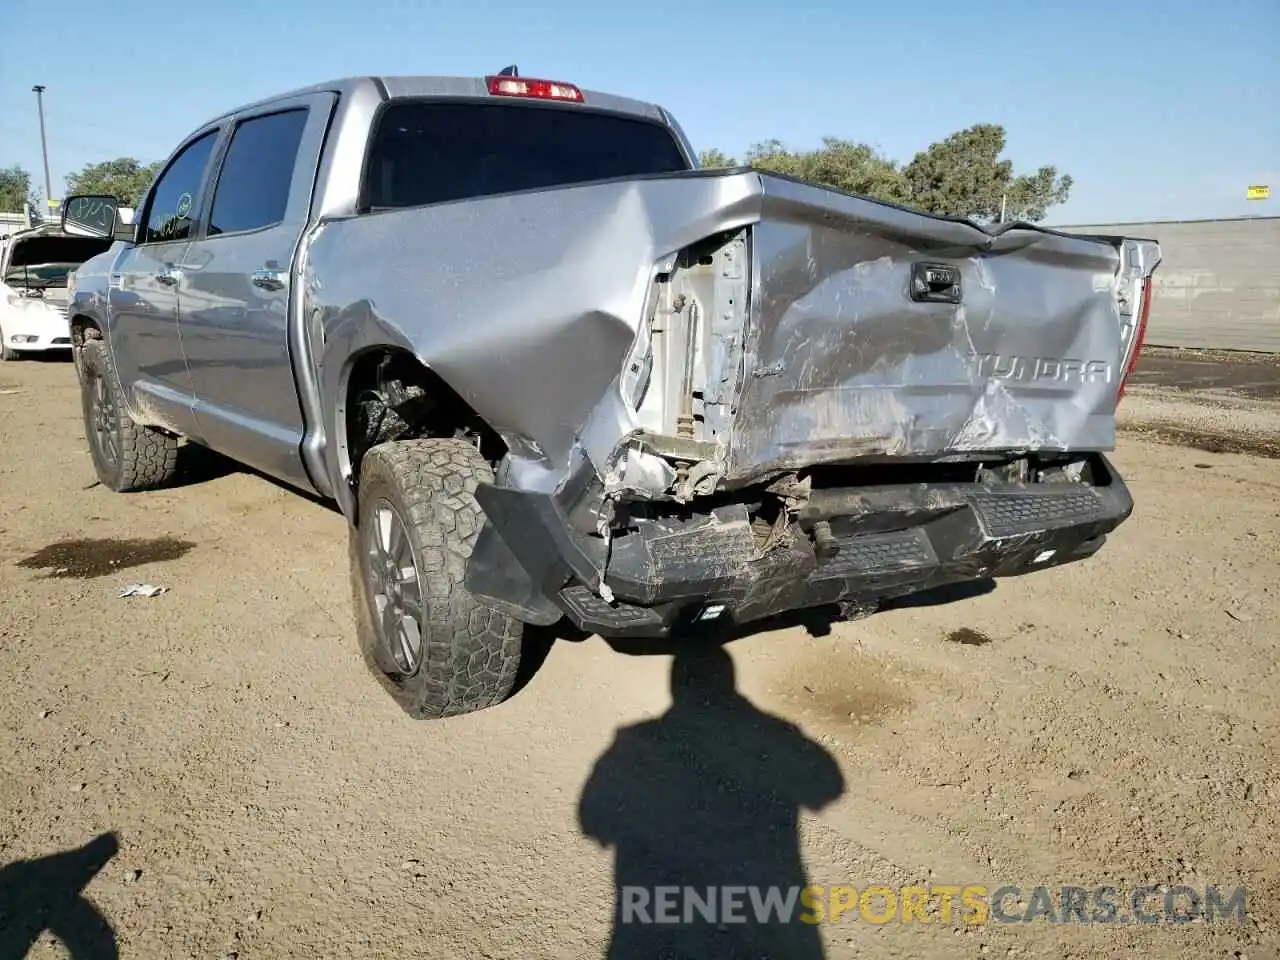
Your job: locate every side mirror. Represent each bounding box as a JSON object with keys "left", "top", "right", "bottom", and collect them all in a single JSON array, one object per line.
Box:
[{"left": 61, "top": 194, "right": 121, "bottom": 239}]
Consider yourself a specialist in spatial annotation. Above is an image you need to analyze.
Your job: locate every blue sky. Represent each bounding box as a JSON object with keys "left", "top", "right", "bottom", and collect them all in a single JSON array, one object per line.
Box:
[{"left": 1, "top": 0, "right": 1276, "bottom": 224}]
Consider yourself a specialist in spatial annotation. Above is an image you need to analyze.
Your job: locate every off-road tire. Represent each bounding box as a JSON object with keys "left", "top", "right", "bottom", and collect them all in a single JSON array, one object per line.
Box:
[
  {"left": 79, "top": 338, "right": 179, "bottom": 491},
  {"left": 352, "top": 438, "right": 524, "bottom": 719},
  {"left": 72, "top": 338, "right": 87, "bottom": 382}
]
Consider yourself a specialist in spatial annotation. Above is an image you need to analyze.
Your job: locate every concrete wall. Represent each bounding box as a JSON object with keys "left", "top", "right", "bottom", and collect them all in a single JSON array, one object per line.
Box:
[
  {"left": 5, "top": 207, "right": 1275, "bottom": 349},
  {"left": 1, "top": 211, "right": 33, "bottom": 236},
  {"left": 1056, "top": 216, "right": 1280, "bottom": 353}
]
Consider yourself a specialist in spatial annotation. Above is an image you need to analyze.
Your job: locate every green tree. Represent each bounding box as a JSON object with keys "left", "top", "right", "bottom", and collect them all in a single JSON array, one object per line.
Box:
[
  {"left": 900, "top": 124, "right": 1071, "bottom": 222},
  {"left": 740, "top": 139, "right": 806, "bottom": 179},
  {"left": 747, "top": 137, "right": 907, "bottom": 201},
  {"left": 0, "top": 165, "right": 34, "bottom": 212},
  {"left": 696, "top": 123, "right": 1071, "bottom": 222},
  {"left": 997, "top": 164, "right": 1074, "bottom": 223},
  {"left": 697, "top": 148, "right": 738, "bottom": 169},
  {"left": 64, "top": 158, "right": 161, "bottom": 206}
]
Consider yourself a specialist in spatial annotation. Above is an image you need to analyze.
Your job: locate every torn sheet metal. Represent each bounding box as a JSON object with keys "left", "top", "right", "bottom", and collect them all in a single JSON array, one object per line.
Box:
[
  {"left": 308, "top": 168, "right": 1157, "bottom": 513},
  {"left": 717, "top": 178, "right": 1134, "bottom": 486}
]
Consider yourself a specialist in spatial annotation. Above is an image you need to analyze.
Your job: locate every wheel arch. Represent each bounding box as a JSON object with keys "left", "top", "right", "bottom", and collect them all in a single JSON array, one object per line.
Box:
[
  {"left": 336, "top": 345, "right": 509, "bottom": 524},
  {"left": 69, "top": 312, "right": 103, "bottom": 343},
  {"left": 69, "top": 312, "right": 105, "bottom": 379}
]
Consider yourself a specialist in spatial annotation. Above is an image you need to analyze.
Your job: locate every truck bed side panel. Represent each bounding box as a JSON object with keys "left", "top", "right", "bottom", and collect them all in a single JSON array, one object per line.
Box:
[{"left": 302, "top": 172, "right": 763, "bottom": 499}]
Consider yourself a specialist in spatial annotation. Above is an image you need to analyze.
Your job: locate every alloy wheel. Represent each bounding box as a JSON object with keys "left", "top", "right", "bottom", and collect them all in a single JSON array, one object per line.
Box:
[{"left": 363, "top": 497, "right": 425, "bottom": 674}]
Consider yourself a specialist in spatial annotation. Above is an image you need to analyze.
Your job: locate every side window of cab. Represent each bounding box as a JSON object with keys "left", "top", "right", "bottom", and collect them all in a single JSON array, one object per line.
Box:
[
  {"left": 207, "top": 108, "right": 309, "bottom": 236},
  {"left": 138, "top": 131, "right": 219, "bottom": 245}
]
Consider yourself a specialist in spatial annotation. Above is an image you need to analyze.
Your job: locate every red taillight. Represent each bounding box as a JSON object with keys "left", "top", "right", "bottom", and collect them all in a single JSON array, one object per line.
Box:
[
  {"left": 1117, "top": 276, "right": 1153, "bottom": 402},
  {"left": 485, "top": 76, "right": 584, "bottom": 103}
]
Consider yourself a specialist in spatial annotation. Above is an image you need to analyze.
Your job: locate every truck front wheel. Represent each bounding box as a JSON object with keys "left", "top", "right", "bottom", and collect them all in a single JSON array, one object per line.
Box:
[
  {"left": 79, "top": 339, "right": 179, "bottom": 491},
  {"left": 352, "top": 438, "right": 524, "bottom": 718}
]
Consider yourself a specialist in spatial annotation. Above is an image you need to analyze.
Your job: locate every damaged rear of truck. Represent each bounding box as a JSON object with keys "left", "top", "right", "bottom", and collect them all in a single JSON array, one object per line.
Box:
[
  {"left": 311, "top": 161, "right": 1160, "bottom": 645},
  {"left": 59, "top": 72, "right": 1162, "bottom": 718}
]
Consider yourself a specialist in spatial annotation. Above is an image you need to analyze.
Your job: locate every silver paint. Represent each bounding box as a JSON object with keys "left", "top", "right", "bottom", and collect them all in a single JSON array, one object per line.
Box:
[
  {"left": 179, "top": 90, "right": 338, "bottom": 491},
  {"left": 66, "top": 73, "right": 1162, "bottom": 535},
  {"left": 307, "top": 166, "right": 1160, "bottom": 514}
]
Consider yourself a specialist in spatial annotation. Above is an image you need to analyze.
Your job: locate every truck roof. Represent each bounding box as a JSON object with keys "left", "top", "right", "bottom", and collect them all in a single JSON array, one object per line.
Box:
[{"left": 208, "top": 75, "right": 671, "bottom": 127}]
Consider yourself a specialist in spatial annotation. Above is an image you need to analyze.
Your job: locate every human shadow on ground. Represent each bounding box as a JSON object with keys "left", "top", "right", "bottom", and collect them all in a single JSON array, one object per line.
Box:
[
  {"left": 578, "top": 642, "right": 844, "bottom": 959},
  {"left": 0, "top": 831, "right": 119, "bottom": 960}
]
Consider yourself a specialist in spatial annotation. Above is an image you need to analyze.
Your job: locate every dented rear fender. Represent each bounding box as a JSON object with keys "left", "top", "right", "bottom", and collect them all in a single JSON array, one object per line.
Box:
[{"left": 301, "top": 172, "right": 764, "bottom": 506}]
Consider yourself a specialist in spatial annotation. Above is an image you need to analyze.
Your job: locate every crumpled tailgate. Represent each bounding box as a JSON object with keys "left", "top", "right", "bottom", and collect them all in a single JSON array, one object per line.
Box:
[{"left": 720, "top": 176, "right": 1157, "bottom": 484}]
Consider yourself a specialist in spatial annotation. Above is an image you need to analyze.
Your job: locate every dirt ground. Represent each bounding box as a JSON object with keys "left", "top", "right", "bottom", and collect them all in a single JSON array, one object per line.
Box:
[{"left": 1, "top": 351, "right": 1277, "bottom": 960}]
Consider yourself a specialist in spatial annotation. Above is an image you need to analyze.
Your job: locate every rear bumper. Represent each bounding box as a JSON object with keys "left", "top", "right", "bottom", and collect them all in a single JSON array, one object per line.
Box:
[{"left": 467, "top": 453, "right": 1133, "bottom": 638}]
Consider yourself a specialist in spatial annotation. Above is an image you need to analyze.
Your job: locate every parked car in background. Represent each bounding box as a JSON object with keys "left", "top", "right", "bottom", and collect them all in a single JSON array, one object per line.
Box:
[
  {"left": 62, "top": 70, "right": 1161, "bottom": 720},
  {"left": 1, "top": 222, "right": 117, "bottom": 361}
]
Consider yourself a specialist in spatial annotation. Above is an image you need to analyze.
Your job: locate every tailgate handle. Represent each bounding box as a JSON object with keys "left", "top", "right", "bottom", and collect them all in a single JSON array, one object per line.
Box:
[{"left": 910, "top": 262, "right": 962, "bottom": 304}]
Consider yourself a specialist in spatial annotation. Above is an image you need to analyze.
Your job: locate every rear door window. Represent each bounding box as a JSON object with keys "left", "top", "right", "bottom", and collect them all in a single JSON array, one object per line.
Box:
[
  {"left": 208, "top": 109, "right": 309, "bottom": 236},
  {"left": 363, "top": 101, "right": 689, "bottom": 209}
]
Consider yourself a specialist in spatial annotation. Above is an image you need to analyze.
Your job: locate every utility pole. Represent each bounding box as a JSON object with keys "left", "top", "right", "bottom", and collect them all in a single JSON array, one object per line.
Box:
[{"left": 32, "top": 85, "right": 53, "bottom": 214}]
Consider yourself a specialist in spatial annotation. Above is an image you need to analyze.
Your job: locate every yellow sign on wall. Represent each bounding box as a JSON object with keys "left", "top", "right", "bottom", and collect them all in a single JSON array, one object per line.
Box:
[{"left": 1246, "top": 185, "right": 1270, "bottom": 200}]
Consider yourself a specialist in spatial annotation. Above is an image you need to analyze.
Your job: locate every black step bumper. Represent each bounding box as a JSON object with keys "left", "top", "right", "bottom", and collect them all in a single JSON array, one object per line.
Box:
[{"left": 465, "top": 453, "right": 1133, "bottom": 638}]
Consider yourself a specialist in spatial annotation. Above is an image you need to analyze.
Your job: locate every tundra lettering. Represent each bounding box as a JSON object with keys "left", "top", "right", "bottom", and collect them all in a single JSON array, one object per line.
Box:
[
  {"left": 976, "top": 354, "right": 1114, "bottom": 384},
  {"left": 62, "top": 71, "right": 1162, "bottom": 719}
]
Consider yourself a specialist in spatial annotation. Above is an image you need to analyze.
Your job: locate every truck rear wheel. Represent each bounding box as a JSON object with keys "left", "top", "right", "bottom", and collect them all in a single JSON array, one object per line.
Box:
[
  {"left": 79, "top": 339, "right": 179, "bottom": 491},
  {"left": 352, "top": 438, "right": 524, "bottom": 718}
]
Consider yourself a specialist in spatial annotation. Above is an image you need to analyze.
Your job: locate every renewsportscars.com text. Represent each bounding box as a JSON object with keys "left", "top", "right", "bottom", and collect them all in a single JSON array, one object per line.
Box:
[{"left": 619, "top": 884, "right": 1247, "bottom": 926}]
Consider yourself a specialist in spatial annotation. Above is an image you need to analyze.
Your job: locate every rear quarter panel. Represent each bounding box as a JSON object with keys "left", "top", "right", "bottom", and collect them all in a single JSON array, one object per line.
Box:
[{"left": 302, "top": 172, "right": 763, "bottom": 506}]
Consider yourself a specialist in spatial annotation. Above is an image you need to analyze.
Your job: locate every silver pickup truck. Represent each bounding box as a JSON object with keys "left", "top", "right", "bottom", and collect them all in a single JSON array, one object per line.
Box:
[{"left": 64, "top": 70, "right": 1161, "bottom": 719}]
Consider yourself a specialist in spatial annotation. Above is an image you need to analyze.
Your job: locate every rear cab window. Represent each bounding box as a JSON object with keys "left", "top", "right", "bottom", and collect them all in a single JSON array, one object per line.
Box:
[
  {"left": 208, "top": 108, "right": 309, "bottom": 235},
  {"left": 361, "top": 101, "right": 690, "bottom": 210}
]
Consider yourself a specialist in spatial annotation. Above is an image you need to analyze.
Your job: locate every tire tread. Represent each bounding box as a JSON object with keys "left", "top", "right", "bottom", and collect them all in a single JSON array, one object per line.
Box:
[
  {"left": 81, "top": 339, "right": 179, "bottom": 492},
  {"left": 355, "top": 438, "right": 523, "bottom": 719}
]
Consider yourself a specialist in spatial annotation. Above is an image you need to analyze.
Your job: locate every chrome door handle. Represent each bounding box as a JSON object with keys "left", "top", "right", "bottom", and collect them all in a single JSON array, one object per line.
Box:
[
  {"left": 155, "top": 265, "right": 181, "bottom": 286},
  {"left": 251, "top": 268, "right": 286, "bottom": 291}
]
